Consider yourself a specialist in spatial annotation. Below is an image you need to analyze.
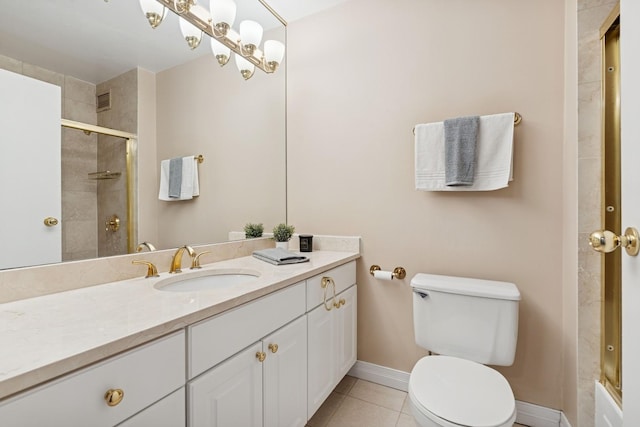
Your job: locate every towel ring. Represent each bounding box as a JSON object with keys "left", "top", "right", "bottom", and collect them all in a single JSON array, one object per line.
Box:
[{"left": 412, "top": 112, "right": 522, "bottom": 135}]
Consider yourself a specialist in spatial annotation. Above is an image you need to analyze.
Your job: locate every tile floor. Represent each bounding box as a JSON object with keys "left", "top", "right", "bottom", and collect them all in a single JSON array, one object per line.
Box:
[{"left": 306, "top": 376, "right": 528, "bottom": 427}]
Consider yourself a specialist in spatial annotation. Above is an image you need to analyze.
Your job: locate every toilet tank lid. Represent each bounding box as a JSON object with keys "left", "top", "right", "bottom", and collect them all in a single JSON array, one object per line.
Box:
[{"left": 411, "top": 273, "right": 521, "bottom": 301}]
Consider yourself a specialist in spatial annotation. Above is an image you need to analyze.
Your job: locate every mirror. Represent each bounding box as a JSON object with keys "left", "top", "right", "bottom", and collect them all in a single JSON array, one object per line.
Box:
[{"left": 0, "top": 0, "right": 286, "bottom": 269}]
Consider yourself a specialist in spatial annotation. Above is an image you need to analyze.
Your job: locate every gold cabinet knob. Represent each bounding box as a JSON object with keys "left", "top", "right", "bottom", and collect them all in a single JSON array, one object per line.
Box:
[
  {"left": 268, "top": 343, "right": 278, "bottom": 353},
  {"left": 256, "top": 351, "right": 266, "bottom": 362},
  {"left": 43, "top": 217, "right": 59, "bottom": 227},
  {"left": 339, "top": 298, "right": 346, "bottom": 307},
  {"left": 589, "top": 227, "right": 640, "bottom": 256},
  {"left": 104, "top": 388, "right": 124, "bottom": 407}
]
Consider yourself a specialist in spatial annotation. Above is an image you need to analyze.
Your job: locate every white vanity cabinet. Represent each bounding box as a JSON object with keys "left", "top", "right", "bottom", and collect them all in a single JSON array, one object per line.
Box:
[
  {"left": 188, "top": 316, "right": 307, "bottom": 427},
  {"left": 306, "top": 262, "right": 357, "bottom": 419},
  {"left": 0, "top": 331, "right": 185, "bottom": 427},
  {"left": 187, "top": 282, "right": 307, "bottom": 427}
]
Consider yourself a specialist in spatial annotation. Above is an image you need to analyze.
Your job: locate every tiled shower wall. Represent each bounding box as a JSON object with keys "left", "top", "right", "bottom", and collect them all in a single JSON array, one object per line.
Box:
[
  {"left": 0, "top": 54, "right": 99, "bottom": 262},
  {"left": 577, "top": 1, "right": 618, "bottom": 426},
  {"left": 96, "top": 69, "right": 138, "bottom": 257}
]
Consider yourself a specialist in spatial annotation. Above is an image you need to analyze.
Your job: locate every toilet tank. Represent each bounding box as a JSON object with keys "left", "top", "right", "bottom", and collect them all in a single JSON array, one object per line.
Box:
[{"left": 411, "top": 273, "right": 520, "bottom": 366}]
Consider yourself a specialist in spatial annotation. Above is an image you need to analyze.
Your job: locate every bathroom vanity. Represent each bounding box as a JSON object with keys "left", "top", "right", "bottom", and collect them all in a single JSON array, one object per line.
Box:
[{"left": 0, "top": 251, "right": 358, "bottom": 427}]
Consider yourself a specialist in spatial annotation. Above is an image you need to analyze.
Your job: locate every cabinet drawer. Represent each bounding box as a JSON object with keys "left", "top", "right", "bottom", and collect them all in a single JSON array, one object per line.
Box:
[
  {"left": 0, "top": 331, "right": 185, "bottom": 427},
  {"left": 117, "top": 388, "right": 185, "bottom": 427},
  {"left": 306, "top": 261, "right": 356, "bottom": 311},
  {"left": 189, "top": 282, "right": 306, "bottom": 378}
]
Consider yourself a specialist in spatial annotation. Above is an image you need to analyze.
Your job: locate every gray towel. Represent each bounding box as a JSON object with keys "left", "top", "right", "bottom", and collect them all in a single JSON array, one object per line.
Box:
[
  {"left": 253, "top": 248, "right": 309, "bottom": 265},
  {"left": 168, "top": 157, "right": 183, "bottom": 198},
  {"left": 444, "top": 116, "right": 480, "bottom": 186}
]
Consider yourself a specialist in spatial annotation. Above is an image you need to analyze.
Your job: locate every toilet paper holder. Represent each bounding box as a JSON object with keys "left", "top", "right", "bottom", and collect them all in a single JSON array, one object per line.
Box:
[{"left": 370, "top": 265, "right": 407, "bottom": 280}]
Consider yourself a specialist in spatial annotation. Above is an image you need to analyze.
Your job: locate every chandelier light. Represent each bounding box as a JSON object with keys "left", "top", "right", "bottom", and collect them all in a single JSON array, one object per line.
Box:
[
  {"left": 140, "top": 0, "right": 285, "bottom": 79},
  {"left": 179, "top": 16, "right": 203, "bottom": 49},
  {"left": 138, "top": 0, "right": 166, "bottom": 28}
]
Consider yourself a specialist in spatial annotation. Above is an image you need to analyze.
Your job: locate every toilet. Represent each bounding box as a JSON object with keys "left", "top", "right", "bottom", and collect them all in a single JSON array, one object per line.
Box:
[{"left": 408, "top": 273, "right": 521, "bottom": 427}]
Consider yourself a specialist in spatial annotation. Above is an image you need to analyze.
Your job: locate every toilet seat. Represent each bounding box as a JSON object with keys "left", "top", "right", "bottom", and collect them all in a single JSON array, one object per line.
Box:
[{"left": 409, "top": 356, "right": 516, "bottom": 427}]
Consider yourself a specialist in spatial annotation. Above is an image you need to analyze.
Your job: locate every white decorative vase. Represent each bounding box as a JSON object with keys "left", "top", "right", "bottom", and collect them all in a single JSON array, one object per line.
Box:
[{"left": 275, "top": 241, "right": 288, "bottom": 250}]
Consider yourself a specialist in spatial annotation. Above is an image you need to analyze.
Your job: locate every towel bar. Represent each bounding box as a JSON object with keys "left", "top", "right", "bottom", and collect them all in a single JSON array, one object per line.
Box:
[{"left": 412, "top": 112, "right": 522, "bottom": 135}]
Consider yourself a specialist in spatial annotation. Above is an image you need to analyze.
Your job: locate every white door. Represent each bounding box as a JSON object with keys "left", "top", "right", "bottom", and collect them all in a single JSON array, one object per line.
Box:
[
  {"left": 621, "top": 1, "right": 640, "bottom": 424},
  {"left": 263, "top": 316, "right": 307, "bottom": 427},
  {"left": 0, "top": 69, "right": 61, "bottom": 269},
  {"left": 188, "top": 342, "right": 263, "bottom": 427}
]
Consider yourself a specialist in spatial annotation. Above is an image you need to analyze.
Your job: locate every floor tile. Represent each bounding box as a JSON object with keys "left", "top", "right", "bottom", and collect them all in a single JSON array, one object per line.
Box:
[
  {"left": 325, "top": 396, "right": 400, "bottom": 427},
  {"left": 348, "top": 379, "right": 407, "bottom": 411},
  {"left": 401, "top": 395, "right": 412, "bottom": 415},
  {"left": 307, "top": 392, "right": 346, "bottom": 427},
  {"left": 334, "top": 375, "right": 357, "bottom": 395},
  {"left": 395, "top": 412, "right": 417, "bottom": 427}
]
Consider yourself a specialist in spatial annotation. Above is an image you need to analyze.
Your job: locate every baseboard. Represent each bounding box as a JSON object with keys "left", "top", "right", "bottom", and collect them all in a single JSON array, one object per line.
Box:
[{"left": 348, "top": 360, "right": 569, "bottom": 427}]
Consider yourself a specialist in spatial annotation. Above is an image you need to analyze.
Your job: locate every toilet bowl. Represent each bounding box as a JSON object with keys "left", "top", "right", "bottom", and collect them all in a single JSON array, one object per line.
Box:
[{"left": 408, "top": 356, "right": 516, "bottom": 427}]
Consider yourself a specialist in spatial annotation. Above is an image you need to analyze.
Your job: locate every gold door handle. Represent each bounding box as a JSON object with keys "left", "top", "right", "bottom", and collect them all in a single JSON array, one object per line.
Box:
[
  {"left": 43, "top": 217, "right": 59, "bottom": 227},
  {"left": 104, "top": 388, "right": 124, "bottom": 407},
  {"left": 256, "top": 351, "right": 266, "bottom": 362},
  {"left": 268, "top": 343, "right": 278, "bottom": 353},
  {"left": 589, "top": 227, "right": 640, "bottom": 256}
]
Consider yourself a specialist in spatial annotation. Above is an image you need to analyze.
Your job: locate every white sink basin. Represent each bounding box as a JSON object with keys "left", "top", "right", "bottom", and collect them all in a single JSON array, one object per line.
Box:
[{"left": 154, "top": 269, "right": 260, "bottom": 292}]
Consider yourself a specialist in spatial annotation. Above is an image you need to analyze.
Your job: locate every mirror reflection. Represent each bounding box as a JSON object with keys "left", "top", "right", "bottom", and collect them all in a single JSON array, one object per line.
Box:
[{"left": 0, "top": 0, "right": 286, "bottom": 270}]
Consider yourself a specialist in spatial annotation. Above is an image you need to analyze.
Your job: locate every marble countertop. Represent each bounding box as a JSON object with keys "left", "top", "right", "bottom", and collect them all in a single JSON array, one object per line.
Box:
[{"left": 0, "top": 250, "right": 359, "bottom": 401}]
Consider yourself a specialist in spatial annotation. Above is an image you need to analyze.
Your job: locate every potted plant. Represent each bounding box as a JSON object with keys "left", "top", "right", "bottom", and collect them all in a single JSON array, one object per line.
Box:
[
  {"left": 244, "top": 223, "right": 264, "bottom": 239},
  {"left": 272, "top": 223, "right": 295, "bottom": 249}
]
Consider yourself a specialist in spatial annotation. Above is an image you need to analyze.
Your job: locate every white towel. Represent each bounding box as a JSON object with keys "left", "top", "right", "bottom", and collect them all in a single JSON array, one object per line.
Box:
[
  {"left": 159, "top": 156, "right": 200, "bottom": 201},
  {"left": 415, "top": 112, "right": 514, "bottom": 191}
]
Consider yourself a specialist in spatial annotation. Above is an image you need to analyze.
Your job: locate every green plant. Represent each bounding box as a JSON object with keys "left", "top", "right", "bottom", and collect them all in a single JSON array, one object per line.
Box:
[
  {"left": 244, "top": 223, "right": 264, "bottom": 238},
  {"left": 272, "top": 223, "right": 295, "bottom": 242}
]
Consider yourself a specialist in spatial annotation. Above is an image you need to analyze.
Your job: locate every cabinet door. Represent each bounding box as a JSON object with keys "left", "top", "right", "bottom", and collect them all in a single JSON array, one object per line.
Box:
[
  {"left": 263, "top": 316, "right": 307, "bottom": 427},
  {"left": 307, "top": 301, "right": 337, "bottom": 419},
  {"left": 118, "top": 388, "right": 185, "bottom": 427},
  {"left": 336, "top": 286, "right": 357, "bottom": 378},
  {"left": 188, "top": 343, "right": 263, "bottom": 427}
]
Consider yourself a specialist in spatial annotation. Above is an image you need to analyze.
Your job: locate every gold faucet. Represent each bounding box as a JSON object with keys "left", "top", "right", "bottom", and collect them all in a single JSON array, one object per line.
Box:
[
  {"left": 170, "top": 245, "right": 195, "bottom": 274},
  {"left": 136, "top": 241, "right": 157, "bottom": 252}
]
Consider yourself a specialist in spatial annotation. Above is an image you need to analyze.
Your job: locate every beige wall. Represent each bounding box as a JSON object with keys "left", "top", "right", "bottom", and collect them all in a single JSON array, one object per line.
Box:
[{"left": 287, "top": 0, "right": 566, "bottom": 409}]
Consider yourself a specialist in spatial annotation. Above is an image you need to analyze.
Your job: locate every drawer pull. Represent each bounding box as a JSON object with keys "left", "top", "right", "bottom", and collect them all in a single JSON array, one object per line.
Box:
[
  {"left": 104, "top": 388, "right": 124, "bottom": 407},
  {"left": 256, "top": 351, "right": 266, "bottom": 362},
  {"left": 268, "top": 343, "right": 279, "bottom": 353}
]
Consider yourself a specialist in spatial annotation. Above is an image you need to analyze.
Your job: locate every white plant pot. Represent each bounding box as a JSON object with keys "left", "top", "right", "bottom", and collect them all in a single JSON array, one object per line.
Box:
[{"left": 275, "top": 241, "right": 288, "bottom": 250}]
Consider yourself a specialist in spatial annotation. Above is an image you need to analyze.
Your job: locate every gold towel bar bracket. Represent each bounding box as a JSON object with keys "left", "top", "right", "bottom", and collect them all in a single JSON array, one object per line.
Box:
[
  {"left": 196, "top": 154, "right": 204, "bottom": 164},
  {"left": 412, "top": 112, "right": 522, "bottom": 135}
]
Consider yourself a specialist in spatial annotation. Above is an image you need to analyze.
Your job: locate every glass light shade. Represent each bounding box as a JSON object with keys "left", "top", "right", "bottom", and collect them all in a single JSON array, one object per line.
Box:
[
  {"left": 139, "top": 0, "right": 164, "bottom": 15},
  {"left": 211, "top": 38, "right": 230, "bottom": 57},
  {"left": 240, "top": 20, "right": 263, "bottom": 47},
  {"left": 211, "top": 38, "right": 230, "bottom": 66},
  {"left": 179, "top": 17, "right": 201, "bottom": 39},
  {"left": 264, "top": 40, "right": 285, "bottom": 65},
  {"left": 235, "top": 54, "right": 255, "bottom": 80},
  {"left": 210, "top": 0, "right": 236, "bottom": 26}
]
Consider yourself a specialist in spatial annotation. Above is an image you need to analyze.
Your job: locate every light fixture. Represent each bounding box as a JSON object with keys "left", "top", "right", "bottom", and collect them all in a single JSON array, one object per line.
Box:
[
  {"left": 179, "top": 17, "right": 202, "bottom": 49},
  {"left": 263, "top": 40, "right": 285, "bottom": 72},
  {"left": 210, "top": 0, "right": 236, "bottom": 37},
  {"left": 174, "top": 0, "right": 196, "bottom": 14},
  {"left": 235, "top": 54, "right": 254, "bottom": 80},
  {"left": 145, "top": 0, "right": 285, "bottom": 79},
  {"left": 239, "top": 20, "right": 263, "bottom": 57},
  {"left": 211, "top": 38, "right": 230, "bottom": 66},
  {"left": 139, "top": 0, "right": 166, "bottom": 28}
]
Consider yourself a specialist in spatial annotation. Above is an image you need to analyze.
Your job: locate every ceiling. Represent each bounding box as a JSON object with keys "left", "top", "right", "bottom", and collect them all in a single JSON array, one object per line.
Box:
[{"left": 0, "top": 0, "right": 350, "bottom": 84}]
